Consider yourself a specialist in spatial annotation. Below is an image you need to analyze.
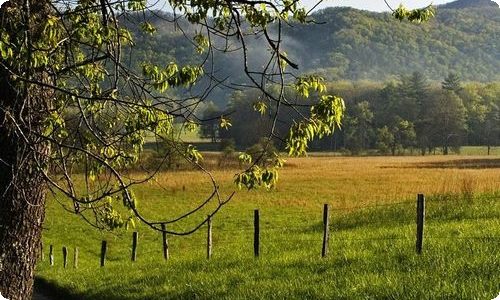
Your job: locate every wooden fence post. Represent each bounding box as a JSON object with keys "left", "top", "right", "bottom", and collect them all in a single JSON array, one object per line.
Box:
[
  {"left": 49, "top": 245, "right": 54, "bottom": 266},
  {"left": 40, "top": 241, "right": 44, "bottom": 262},
  {"left": 74, "top": 247, "right": 79, "bottom": 268},
  {"left": 254, "top": 209, "right": 260, "bottom": 257},
  {"left": 132, "top": 231, "right": 138, "bottom": 262},
  {"left": 62, "top": 246, "right": 68, "bottom": 268},
  {"left": 322, "top": 204, "right": 330, "bottom": 258},
  {"left": 100, "top": 240, "right": 107, "bottom": 267},
  {"left": 207, "top": 215, "right": 212, "bottom": 259},
  {"left": 416, "top": 194, "right": 425, "bottom": 254},
  {"left": 161, "top": 224, "right": 169, "bottom": 260}
]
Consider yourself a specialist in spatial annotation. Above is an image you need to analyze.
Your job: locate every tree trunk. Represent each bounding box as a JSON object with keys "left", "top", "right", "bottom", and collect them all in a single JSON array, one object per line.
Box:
[
  {"left": 0, "top": 136, "right": 48, "bottom": 300},
  {"left": 0, "top": 86, "right": 50, "bottom": 299},
  {"left": 443, "top": 142, "right": 449, "bottom": 155},
  {"left": 0, "top": 2, "right": 52, "bottom": 298}
]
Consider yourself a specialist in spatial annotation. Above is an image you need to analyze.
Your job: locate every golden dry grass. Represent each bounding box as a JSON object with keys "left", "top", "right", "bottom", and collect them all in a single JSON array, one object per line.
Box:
[
  {"left": 140, "top": 155, "right": 500, "bottom": 214},
  {"left": 283, "top": 155, "right": 499, "bottom": 204}
]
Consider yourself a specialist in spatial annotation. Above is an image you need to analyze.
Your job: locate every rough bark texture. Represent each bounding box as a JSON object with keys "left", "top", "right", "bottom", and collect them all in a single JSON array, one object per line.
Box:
[
  {"left": 0, "top": 1, "right": 52, "bottom": 299},
  {"left": 0, "top": 128, "right": 48, "bottom": 300}
]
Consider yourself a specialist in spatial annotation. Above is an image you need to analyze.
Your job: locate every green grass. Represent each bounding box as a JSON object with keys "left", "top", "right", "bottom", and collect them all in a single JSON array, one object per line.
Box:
[
  {"left": 317, "top": 145, "right": 500, "bottom": 157},
  {"left": 420, "top": 146, "right": 500, "bottom": 156},
  {"left": 37, "top": 196, "right": 500, "bottom": 299},
  {"left": 36, "top": 156, "right": 500, "bottom": 299},
  {"left": 459, "top": 146, "right": 500, "bottom": 156},
  {"left": 143, "top": 124, "right": 210, "bottom": 144}
]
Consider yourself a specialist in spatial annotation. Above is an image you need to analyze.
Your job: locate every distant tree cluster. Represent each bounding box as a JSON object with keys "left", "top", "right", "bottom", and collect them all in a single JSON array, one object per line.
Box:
[{"left": 203, "top": 73, "right": 499, "bottom": 155}]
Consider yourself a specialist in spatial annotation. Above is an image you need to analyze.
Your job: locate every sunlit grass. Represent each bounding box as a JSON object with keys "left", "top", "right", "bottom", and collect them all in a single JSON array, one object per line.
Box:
[{"left": 36, "top": 155, "right": 500, "bottom": 299}]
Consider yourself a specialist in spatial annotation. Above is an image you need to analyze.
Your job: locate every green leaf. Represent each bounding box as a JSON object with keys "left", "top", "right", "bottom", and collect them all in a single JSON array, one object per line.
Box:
[
  {"left": 238, "top": 152, "right": 253, "bottom": 164},
  {"left": 140, "top": 22, "right": 157, "bottom": 35},
  {"left": 253, "top": 101, "right": 268, "bottom": 115},
  {"left": 186, "top": 144, "right": 203, "bottom": 163},
  {"left": 128, "top": 0, "right": 147, "bottom": 11},
  {"left": 220, "top": 117, "right": 232, "bottom": 129}
]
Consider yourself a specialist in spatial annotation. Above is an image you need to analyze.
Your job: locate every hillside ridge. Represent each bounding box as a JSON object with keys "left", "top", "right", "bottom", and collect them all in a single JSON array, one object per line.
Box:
[
  {"left": 128, "top": 4, "right": 499, "bottom": 105},
  {"left": 440, "top": 0, "right": 499, "bottom": 9}
]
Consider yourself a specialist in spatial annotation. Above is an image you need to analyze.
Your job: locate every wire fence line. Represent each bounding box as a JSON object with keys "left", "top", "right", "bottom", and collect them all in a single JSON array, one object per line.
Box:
[
  {"left": 107, "top": 232, "right": 500, "bottom": 262},
  {"left": 425, "top": 194, "right": 500, "bottom": 203},
  {"left": 41, "top": 193, "right": 500, "bottom": 267},
  {"left": 162, "top": 234, "right": 500, "bottom": 246},
  {"left": 329, "top": 200, "right": 415, "bottom": 211},
  {"left": 426, "top": 236, "right": 500, "bottom": 240}
]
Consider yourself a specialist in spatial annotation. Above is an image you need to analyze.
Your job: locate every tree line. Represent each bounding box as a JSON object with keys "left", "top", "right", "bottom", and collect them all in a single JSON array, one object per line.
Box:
[{"left": 201, "top": 73, "right": 500, "bottom": 155}]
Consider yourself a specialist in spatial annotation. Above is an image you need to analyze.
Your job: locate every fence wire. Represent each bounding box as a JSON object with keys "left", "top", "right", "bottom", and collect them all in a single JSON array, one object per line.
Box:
[{"left": 41, "top": 193, "right": 500, "bottom": 264}]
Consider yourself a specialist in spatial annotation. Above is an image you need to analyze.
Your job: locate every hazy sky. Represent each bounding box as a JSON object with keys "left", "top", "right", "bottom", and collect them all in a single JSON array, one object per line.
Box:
[
  {"left": 143, "top": 0, "right": 500, "bottom": 12},
  {"left": 1, "top": 0, "right": 498, "bottom": 12},
  {"left": 302, "top": 0, "right": 500, "bottom": 12}
]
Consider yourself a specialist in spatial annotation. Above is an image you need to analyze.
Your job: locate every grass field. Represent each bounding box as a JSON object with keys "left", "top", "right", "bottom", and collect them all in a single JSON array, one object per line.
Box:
[
  {"left": 36, "top": 155, "right": 500, "bottom": 299},
  {"left": 459, "top": 146, "right": 500, "bottom": 156}
]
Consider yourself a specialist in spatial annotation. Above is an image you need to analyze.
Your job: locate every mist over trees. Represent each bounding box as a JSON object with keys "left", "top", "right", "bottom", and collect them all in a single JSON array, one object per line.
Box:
[{"left": 128, "top": 2, "right": 500, "bottom": 107}]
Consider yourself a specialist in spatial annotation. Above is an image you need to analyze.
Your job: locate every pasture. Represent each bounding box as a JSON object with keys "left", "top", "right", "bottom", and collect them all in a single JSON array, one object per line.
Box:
[{"left": 36, "top": 154, "right": 500, "bottom": 299}]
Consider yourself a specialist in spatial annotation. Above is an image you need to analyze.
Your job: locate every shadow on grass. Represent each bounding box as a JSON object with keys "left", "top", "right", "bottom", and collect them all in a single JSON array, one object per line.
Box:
[
  {"left": 34, "top": 277, "right": 85, "bottom": 300},
  {"left": 36, "top": 273, "right": 245, "bottom": 300},
  {"left": 301, "top": 194, "right": 499, "bottom": 234},
  {"left": 299, "top": 203, "right": 415, "bottom": 234},
  {"left": 407, "top": 159, "right": 500, "bottom": 169}
]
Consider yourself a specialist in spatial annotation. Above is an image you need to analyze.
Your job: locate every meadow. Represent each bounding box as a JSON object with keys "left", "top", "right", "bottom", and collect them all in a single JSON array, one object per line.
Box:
[{"left": 36, "top": 154, "right": 500, "bottom": 299}]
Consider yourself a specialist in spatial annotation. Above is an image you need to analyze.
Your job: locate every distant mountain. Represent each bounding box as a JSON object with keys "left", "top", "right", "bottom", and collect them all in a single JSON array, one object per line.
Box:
[
  {"left": 283, "top": 4, "right": 499, "bottom": 82},
  {"left": 128, "top": 3, "right": 500, "bottom": 105},
  {"left": 440, "top": 0, "right": 499, "bottom": 9}
]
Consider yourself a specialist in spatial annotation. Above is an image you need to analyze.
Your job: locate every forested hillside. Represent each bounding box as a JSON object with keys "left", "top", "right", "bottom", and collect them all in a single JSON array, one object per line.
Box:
[
  {"left": 285, "top": 2, "right": 499, "bottom": 81},
  {"left": 440, "top": 0, "right": 498, "bottom": 9},
  {"left": 129, "top": 0, "right": 499, "bottom": 91}
]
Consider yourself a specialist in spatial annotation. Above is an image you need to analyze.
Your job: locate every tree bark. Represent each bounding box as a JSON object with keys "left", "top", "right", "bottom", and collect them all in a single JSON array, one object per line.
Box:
[
  {"left": 0, "top": 2, "right": 52, "bottom": 298},
  {"left": 0, "top": 134, "right": 48, "bottom": 300}
]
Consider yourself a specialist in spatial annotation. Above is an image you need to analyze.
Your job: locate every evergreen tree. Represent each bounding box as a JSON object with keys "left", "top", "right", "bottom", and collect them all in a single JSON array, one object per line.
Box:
[
  {"left": 345, "top": 101, "right": 374, "bottom": 153},
  {"left": 430, "top": 90, "right": 468, "bottom": 154},
  {"left": 442, "top": 72, "right": 463, "bottom": 93},
  {"left": 200, "top": 102, "right": 222, "bottom": 143},
  {"left": 483, "top": 103, "right": 500, "bottom": 155}
]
